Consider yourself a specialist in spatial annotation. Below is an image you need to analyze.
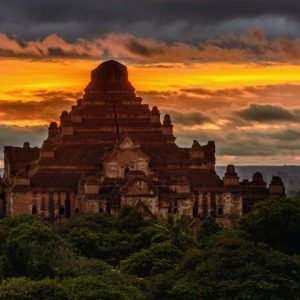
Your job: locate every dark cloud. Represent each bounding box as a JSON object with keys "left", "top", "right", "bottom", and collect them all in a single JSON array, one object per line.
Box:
[
  {"left": 1, "top": 29, "right": 300, "bottom": 63},
  {"left": 162, "top": 109, "right": 210, "bottom": 126},
  {"left": 181, "top": 87, "right": 246, "bottom": 98},
  {"left": 31, "top": 90, "right": 82, "bottom": 100},
  {"left": 126, "top": 40, "right": 162, "bottom": 57},
  {"left": 0, "top": 125, "right": 46, "bottom": 150},
  {"left": 235, "top": 104, "right": 300, "bottom": 123},
  {"left": 6, "top": 89, "right": 82, "bottom": 101},
  {"left": 0, "top": 0, "right": 300, "bottom": 41},
  {"left": 140, "top": 90, "right": 229, "bottom": 111},
  {"left": 176, "top": 125, "right": 300, "bottom": 158},
  {"left": 269, "top": 129, "right": 300, "bottom": 141},
  {"left": 0, "top": 99, "right": 74, "bottom": 122}
]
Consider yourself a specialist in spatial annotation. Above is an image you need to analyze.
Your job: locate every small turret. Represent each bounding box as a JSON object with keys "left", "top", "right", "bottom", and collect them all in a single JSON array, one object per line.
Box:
[
  {"left": 251, "top": 172, "right": 267, "bottom": 190},
  {"left": 60, "top": 111, "right": 68, "bottom": 125},
  {"left": 23, "top": 142, "right": 30, "bottom": 149},
  {"left": 162, "top": 114, "right": 173, "bottom": 136},
  {"left": 48, "top": 122, "right": 59, "bottom": 139},
  {"left": 269, "top": 176, "right": 285, "bottom": 196},
  {"left": 150, "top": 106, "right": 160, "bottom": 123},
  {"left": 60, "top": 111, "right": 73, "bottom": 136},
  {"left": 223, "top": 164, "right": 239, "bottom": 187},
  {"left": 190, "top": 140, "right": 204, "bottom": 159}
]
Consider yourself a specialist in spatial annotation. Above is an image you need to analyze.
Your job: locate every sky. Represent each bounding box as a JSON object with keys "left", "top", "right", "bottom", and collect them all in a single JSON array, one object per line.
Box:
[{"left": 0, "top": 0, "right": 300, "bottom": 167}]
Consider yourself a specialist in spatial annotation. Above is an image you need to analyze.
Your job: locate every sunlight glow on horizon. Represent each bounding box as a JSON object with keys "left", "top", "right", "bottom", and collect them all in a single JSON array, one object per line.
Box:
[{"left": 0, "top": 58, "right": 300, "bottom": 103}]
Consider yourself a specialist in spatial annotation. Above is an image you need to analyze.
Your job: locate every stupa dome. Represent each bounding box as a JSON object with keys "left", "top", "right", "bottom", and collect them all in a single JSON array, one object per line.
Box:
[{"left": 89, "top": 60, "right": 134, "bottom": 91}]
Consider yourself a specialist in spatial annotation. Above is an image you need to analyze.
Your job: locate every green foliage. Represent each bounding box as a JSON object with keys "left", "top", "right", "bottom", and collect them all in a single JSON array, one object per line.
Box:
[
  {"left": 0, "top": 215, "right": 42, "bottom": 229},
  {"left": 166, "top": 214, "right": 193, "bottom": 250},
  {"left": 239, "top": 196, "right": 300, "bottom": 254},
  {"left": 115, "top": 206, "right": 146, "bottom": 233},
  {"left": 0, "top": 275, "right": 145, "bottom": 300},
  {"left": 0, "top": 203, "right": 299, "bottom": 299},
  {"left": 0, "top": 278, "right": 67, "bottom": 300},
  {"left": 62, "top": 275, "right": 145, "bottom": 300},
  {"left": 68, "top": 227, "right": 101, "bottom": 258},
  {"left": 198, "top": 216, "right": 222, "bottom": 241},
  {"left": 170, "top": 237, "right": 300, "bottom": 300},
  {"left": 3, "top": 221, "right": 60, "bottom": 278},
  {"left": 120, "top": 241, "right": 182, "bottom": 278}
]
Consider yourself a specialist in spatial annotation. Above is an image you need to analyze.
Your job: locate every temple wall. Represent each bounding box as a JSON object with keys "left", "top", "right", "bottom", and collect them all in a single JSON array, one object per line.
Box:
[
  {"left": 6, "top": 191, "right": 76, "bottom": 219},
  {"left": 177, "top": 198, "right": 193, "bottom": 216},
  {"left": 84, "top": 184, "right": 99, "bottom": 194},
  {"left": 121, "top": 196, "right": 158, "bottom": 215},
  {"left": 125, "top": 181, "right": 153, "bottom": 195},
  {"left": 105, "top": 153, "right": 150, "bottom": 178},
  {"left": 84, "top": 199, "right": 100, "bottom": 214},
  {"left": 8, "top": 192, "right": 32, "bottom": 215},
  {"left": 221, "top": 192, "right": 243, "bottom": 216}
]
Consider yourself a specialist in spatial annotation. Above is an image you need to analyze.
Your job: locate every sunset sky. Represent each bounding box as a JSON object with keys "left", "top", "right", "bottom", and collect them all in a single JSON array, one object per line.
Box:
[{"left": 0, "top": 0, "right": 300, "bottom": 167}]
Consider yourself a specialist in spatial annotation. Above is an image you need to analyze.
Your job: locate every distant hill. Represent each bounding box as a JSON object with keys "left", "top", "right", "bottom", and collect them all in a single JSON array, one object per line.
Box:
[
  {"left": 216, "top": 166, "right": 300, "bottom": 193},
  {"left": 1, "top": 166, "right": 299, "bottom": 193}
]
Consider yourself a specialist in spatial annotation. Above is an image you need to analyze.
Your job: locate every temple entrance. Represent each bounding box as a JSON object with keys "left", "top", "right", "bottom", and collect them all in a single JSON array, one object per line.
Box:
[
  {"left": 59, "top": 206, "right": 65, "bottom": 216},
  {"left": 65, "top": 192, "right": 71, "bottom": 218},
  {"left": 0, "top": 193, "right": 5, "bottom": 217},
  {"left": 31, "top": 205, "right": 37, "bottom": 215},
  {"left": 48, "top": 192, "right": 55, "bottom": 221},
  {"left": 193, "top": 192, "right": 199, "bottom": 217}
]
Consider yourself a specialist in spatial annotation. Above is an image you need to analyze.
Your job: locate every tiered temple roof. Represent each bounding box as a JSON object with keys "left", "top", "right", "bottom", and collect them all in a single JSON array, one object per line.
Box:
[{"left": 14, "top": 60, "right": 218, "bottom": 191}]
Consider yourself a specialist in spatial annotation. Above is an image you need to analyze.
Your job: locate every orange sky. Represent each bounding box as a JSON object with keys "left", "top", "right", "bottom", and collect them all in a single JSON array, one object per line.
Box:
[
  {"left": 1, "top": 2, "right": 300, "bottom": 167},
  {"left": 1, "top": 58, "right": 300, "bottom": 104},
  {"left": 0, "top": 57, "right": 300, "bottom": 166}
]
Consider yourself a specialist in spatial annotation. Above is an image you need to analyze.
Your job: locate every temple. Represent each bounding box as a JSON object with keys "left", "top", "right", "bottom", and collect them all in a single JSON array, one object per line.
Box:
[{"left": 0, "top": 60, "right": 285, "bottom": 224}]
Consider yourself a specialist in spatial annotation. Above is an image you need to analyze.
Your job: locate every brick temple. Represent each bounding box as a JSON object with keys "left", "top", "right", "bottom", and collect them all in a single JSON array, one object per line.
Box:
[{"left": 0, "top": 60, "right": 285, "bottom": 223}]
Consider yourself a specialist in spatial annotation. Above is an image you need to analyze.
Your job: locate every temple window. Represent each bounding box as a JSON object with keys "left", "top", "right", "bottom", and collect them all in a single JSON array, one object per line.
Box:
[
  {"left": 41, "top": 197, "right": 46, "bottom": 212},
  {"left": 65, "top": 192, "right": 71, "bottom": 218},
  {"left": 218, "top": 207, "right": 223, "bottom": 216},
  {"left": 48, "top": 192, "right": 55, "bottom": 220},
  {"left": 124, "top": 167, "right": 130, "bottom": 177},
  {"left": 210, "top": 192, "right": 216, "bottom": 211},
  {"left": 32, "top": 205, "right": 37, "bottom": 215},
  {"left": 59, "top": 206, "right": 65, "bottom": 216},
  {"left": 193, "top": 192, "right": 199, "bottom": 217},
  {"left": 202, "top": 193, "right": 208, "bottom": 217}
]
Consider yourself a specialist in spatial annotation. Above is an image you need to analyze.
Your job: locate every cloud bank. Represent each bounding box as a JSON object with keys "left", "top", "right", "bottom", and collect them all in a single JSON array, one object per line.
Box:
[
  {"left": 1, "top": 0, "right": 300, "bottom": 41},
  {"left": 0, "top": 30, "right": 300, "bottom": 63}
]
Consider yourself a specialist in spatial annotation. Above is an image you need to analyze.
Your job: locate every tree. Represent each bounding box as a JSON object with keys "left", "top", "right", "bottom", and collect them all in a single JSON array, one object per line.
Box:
[
  {"left": 3, "top": 221, "right": 60, "bottom": 278},
  {"left": 115, "top": 206, "right": 146, "bottom": 234},
  {"left": 120, "top": 241, "right": 182, "bottom": 278},
  {"left": 68, "top": 227, "right": 101, "bottom": 258},
  {"left": 239, "top": 196, "right": 300, "bottom": 254},
  {"left": 62, "top": 275, "right": 145, "bottom": 300},
  {"left": 0, "top": 278, "right": 67, "bottom": 300},
  {"left": 170, "top": 237, "right": 300, "bottom": 300},
  {"left": 198, "top": 216, "right": 221, "bottom": 241}
]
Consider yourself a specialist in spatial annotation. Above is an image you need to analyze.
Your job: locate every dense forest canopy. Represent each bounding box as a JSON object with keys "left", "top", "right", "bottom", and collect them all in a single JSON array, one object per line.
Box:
[{"left": 0, "top": 195, "right": 299, "bottom": 299}]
